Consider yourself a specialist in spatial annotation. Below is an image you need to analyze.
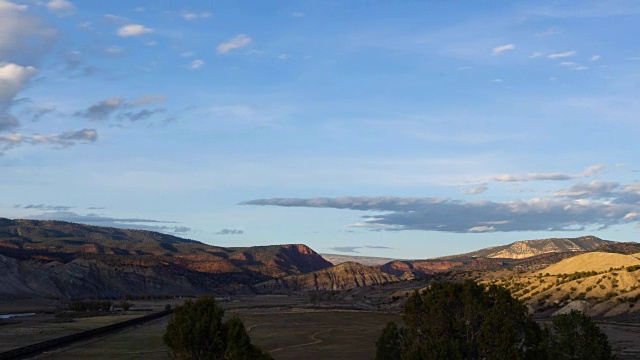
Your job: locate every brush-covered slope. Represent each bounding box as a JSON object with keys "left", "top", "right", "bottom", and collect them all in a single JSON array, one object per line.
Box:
[
  {"left": 483, "top": 250, "right": 640, "bottom": 317},
  {"left": 0, "top": 218, "right": 332, "bottom": 298},
  {"left": 254, "top": 261, "right": 399, "bottom": 292},
  {"left": 451, "top": 236, "right": 612, "bottom": 260}
]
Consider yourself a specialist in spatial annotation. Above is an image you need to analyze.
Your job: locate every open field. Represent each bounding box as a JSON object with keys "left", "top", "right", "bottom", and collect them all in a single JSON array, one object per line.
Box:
[
  {"left": 237, "top": 309, "right": 401, "bottom": 359},
  {"left": 35, "top": 307, "right": 640, "bottom": 360},
  {"left": 40, "top": 309, "right": 400, "bottom": 360},
  {"left": 43, "top": 316, "right": 171, "bottom": 360},
  {"left": 3, "top": 295, "right": 640, "bottom": 359},
  {"left": 0, "top": 298, "right": 184, "bottom": 353}
]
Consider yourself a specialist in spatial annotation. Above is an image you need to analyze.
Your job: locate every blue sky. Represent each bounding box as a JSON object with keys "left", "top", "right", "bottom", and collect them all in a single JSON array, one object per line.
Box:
[{"left": 2, "top": 0, "right": 640, "bottom": 259}]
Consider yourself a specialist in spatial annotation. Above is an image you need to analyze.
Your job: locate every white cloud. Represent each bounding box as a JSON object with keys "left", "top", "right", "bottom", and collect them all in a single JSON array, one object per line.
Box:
[
  {"left": 490, "top": 78, "right": 503, "bottom": 83},
  {"left": 548, "top": 51, "right": 576, "bottom": 59},
  {"left": 187, "top": 59, "right": 204, "bottom": 70},
  {"left": 117, "top": 24, "right": 153, "bottom": 37},
  {"left": 0, "top": 0, "right": 26, "bottom": 12},
  {"left": 291, "top": 12, "right": 305, "bottom": 17},
  {"left": 530, "top": 52, "right": 544, "bottom": 58},
  {"left": 494, "top": 172, "right": 572, "bottom": 182},
  {"left": 217, "top": 34, "right": 252, "bottom": 54},
  {"left": 492, "top": 44, "right": 516, "bottom": 55},
  {"left": 181, "top": 11, "right": 211, "bottom": 20},
  {"left": 46, "top": 0, "right": 74, "bottom": 16},
  {"left": 581, "top": 164, "right": 607, "bottom": 177},
  {"left": 0, "top": 0, "right": 55, "bottom": 65},
  {"left": 181, "top": 51, "right": 194, "bottom": 58},
  {"left": 590, "top": 55, "right": 601, "bottom": 61},
  {"left": 0, "top": 62, "right": 37, "bottom": 106},
  {"left": 278, "top": 53, "right": 289, "bottom": 60}
]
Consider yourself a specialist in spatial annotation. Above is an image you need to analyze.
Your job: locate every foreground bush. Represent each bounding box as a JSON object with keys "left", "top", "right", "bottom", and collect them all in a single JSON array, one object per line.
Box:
[
  {"left": 548, "top": 310, "right": 615, "bottom": 360},
  {"left": 376, "top": 281, "right": 614, "bottom": 360},
  {"left": 163, "top": 297, "right": 272, "bottom": 360}
]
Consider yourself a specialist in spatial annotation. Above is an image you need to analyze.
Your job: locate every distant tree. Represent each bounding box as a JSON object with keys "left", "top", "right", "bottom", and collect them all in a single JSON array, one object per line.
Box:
[
  {"left": 548, "top": 310, "right": 615, "bottom": 360},
  {"left": 163, "top": 297, "right": 271, "bottom": 360},
  {"left": 375, "top": 281, "right": 546, "bottom": 360}
]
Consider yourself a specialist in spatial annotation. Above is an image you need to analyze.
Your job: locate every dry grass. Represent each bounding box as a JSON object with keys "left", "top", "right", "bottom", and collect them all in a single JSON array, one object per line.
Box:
[{"left": 541, "top": 252, "right": 640, "bottom": 275}]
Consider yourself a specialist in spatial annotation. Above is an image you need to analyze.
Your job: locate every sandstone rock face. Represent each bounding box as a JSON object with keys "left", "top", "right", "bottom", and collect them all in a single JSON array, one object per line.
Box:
[
  {"left": 455, "top": 236, "right": 612, "bottom": 260},
  {"left": 380, "top": 260, "right": 464, "bottom": 277},
  {"left": 255, "top": 262, "right": 399, "bottom": 292}
]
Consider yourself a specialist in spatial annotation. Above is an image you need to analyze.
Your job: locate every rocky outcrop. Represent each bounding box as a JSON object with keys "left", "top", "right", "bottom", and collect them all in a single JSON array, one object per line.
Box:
[
  {"left": 254, "top": 262, "right": 399, "bottom": 292},
  {"left": 380, "top": 259, "right": 466, "bottom": 277},
  {"left": 0, "top": 254, "right": 200, "bottom": 299},
  {"left": 449, "top": 236, "right": 612, "bottom": 260}
]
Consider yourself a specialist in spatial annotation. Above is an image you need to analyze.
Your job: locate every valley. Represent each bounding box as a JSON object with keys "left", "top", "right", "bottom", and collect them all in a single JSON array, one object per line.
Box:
[{"left": 1, "top": 218, "right": 640, "bottom": 358}]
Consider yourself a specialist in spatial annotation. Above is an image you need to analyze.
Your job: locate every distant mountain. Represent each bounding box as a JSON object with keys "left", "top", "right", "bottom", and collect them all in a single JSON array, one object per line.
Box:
[
  {"left": 320, "top": 253, "right": 396, "bottom": 266},
  {"left": 377, "top": 236, "right": 618, "bottom": 278},
  {"left": 254, "top": 262, "right": 399, "bottom": 292},
  {"left": 0, "top": 218, "right": 332, "bottom": 298},
  {"left": 447, "top": 236, "right": 612, "bottom": 260}
]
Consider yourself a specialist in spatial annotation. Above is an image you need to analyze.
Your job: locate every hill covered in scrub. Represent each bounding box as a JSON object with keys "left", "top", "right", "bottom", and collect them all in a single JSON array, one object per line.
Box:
[
  {"left": 445, "top": 236, "right": 613, "bottom": 260},
  {"left": 0, "top": 218, "right": 332, "bottom": 299},
  {"left": 480, "top": 252, "right": 640, "bottom": 317}
]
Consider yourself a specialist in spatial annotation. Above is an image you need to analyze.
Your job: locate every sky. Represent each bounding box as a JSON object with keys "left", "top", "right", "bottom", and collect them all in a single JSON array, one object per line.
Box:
[{"left": 2, "top": 0, "right": 640, "bottom": 259}]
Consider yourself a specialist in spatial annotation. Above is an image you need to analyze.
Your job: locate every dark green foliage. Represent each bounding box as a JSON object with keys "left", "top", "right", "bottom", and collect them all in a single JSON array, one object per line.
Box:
[
  {"left": 163, "top": 297, "right": 271, "bottom": 360},
  {"left": 375, "top": 321, "right": 402, "bottom": 360},
  {"left": 548, "top": 310, "right": 615, "bottom": 360},
  {"left": 376, "top": 281, "right": 615, "bottom": 360},
  {"left": 376, "top": 281, "right": 544, "bottom": 360}
]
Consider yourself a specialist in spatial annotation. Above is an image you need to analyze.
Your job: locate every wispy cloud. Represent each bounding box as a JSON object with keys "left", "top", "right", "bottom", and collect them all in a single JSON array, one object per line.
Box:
[
  {"left": 15, "top": 204, "right": 74, "bottom": 211},
  {"left": 180, "top": 11, "right": 211, "bottom": 20},
  {"left": 548, "top": 50, "right": 576, "bottom": 59},
  {"left": 215, "top": 229, "right": 244, "bottom": 235},
  {"left": 46, "top": 0, "right": 75, "bottom": 16},
  {"left": 74, "top": 97, "right": 167, "bottom": 123},
  {"left": 493, "top": 164, "right": 606, "bottom": 183},
  {"left": 535, "top": 26, "right": 561, "bottom": 37},
  {"left": 463, "top": 184, "right": 488, "bottom": 195},
  {"left": 491, "top": 44, "right": 516, "bottom": 55},
  {"left": 27, "top": 211, "right": 191, "bottom": 234},
  {"left": 242, "top": 180, "right": 640, "bottom": 232},
  {"left": 328, "top": 245, "right": 393, "bottom": 253},
  {"left": 217, "top": 34, "right": 252, "bottom": 54},
  {"left": 494, "top": 172, "right": 572, "bottom": 182},
  {"left": 187, "top": 59, "right": 204, "bottom": 70},
  {"left": 117, "top": 24, "right": 153, "bottom": 37},
  {"left": 0, "top": 128, "right": 97, "bottom": 153}
]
